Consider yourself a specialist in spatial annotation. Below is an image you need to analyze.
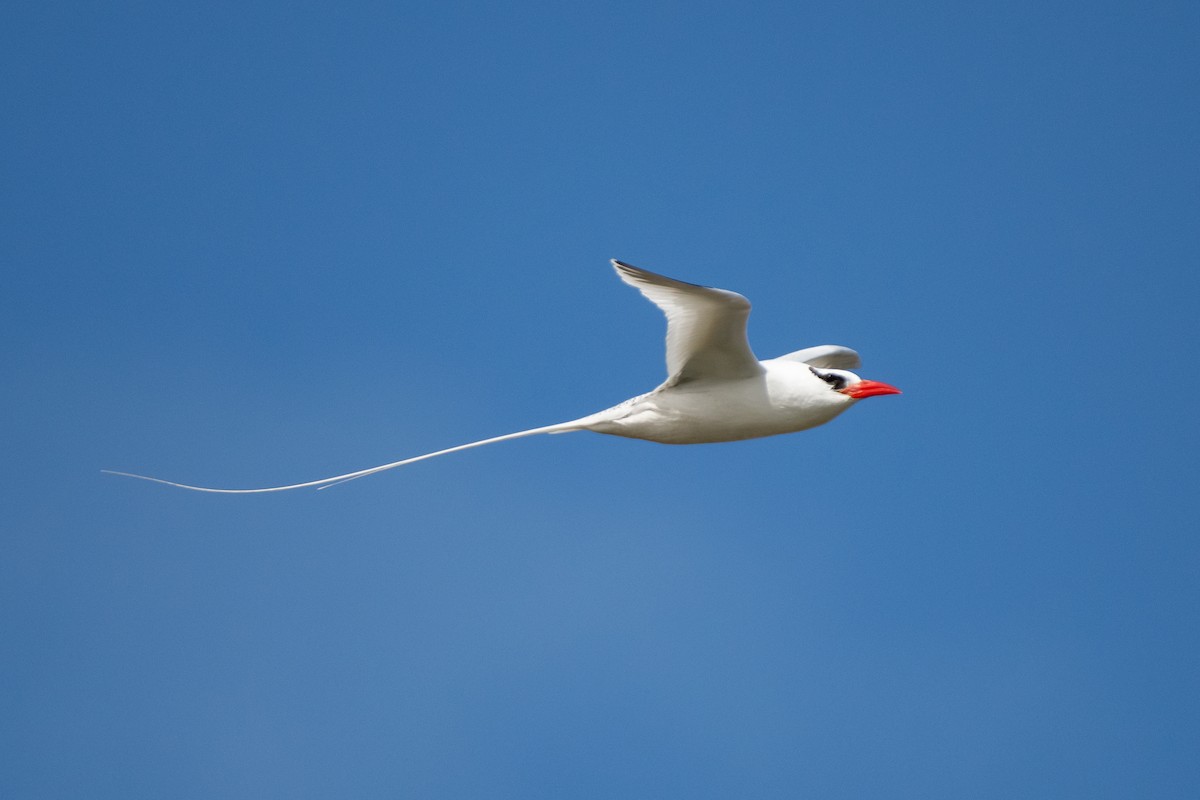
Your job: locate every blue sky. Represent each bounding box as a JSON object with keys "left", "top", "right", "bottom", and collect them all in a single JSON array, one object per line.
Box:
[{"left": 3, "top": 1, "right": 1198, "bottom": 797}]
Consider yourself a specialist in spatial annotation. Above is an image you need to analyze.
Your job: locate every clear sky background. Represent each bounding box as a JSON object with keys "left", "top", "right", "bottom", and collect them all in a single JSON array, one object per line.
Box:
[{"left": 3, "top": 2, "right": 1198, "bottom": 798}]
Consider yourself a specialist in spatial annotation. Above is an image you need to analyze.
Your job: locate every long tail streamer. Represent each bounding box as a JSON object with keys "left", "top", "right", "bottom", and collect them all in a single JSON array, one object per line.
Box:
[{"left": 102, "top": 421, "right": 583, "bottom": 494}]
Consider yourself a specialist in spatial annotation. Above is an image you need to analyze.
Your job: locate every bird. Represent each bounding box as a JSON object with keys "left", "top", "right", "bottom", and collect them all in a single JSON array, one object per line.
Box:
[{"left": 104, "top": 259, "right": 899, "bottom": 493}]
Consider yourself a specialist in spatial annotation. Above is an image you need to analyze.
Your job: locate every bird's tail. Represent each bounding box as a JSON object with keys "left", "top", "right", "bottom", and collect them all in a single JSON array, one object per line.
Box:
[{"left": 102, "top": 417, "right": 595, "bottom": 494}]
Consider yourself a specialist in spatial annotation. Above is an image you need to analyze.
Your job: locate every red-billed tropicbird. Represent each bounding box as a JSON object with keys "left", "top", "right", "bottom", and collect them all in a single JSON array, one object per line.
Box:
[{"left": 105, "top": 260, "right": 900, "bottom": 492}]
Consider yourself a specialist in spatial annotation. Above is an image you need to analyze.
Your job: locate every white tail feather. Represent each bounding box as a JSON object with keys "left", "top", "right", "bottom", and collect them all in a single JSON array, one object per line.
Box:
[{"left": 102, "top": 420, "right": 587, "bottom": 494}]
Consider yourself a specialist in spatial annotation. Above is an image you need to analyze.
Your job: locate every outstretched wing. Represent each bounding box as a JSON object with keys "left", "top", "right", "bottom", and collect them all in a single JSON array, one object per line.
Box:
[
  {"left": 612, "top": 259, "right": 762, "bottom": 383},
  {"left": 774, "top": 345, "right": 861, "bottom": 370}
]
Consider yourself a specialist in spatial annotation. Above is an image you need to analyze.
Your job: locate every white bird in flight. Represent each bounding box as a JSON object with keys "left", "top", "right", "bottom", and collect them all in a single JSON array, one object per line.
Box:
[{"left": 105, "top": 260, "right": 900, "bottom": 493}]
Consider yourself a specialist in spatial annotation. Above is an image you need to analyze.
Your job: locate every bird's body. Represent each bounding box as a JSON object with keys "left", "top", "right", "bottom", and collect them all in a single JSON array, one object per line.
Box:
[
  {"left": 106, "top": 260, "right": 899, "bottom": 493},
  {"left": 585, "top": 358, "right": 854, "bottom": 444}
]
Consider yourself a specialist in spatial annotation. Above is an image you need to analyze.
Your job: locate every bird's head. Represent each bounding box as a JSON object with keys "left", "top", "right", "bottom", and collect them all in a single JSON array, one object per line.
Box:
[{"left": 808, "top": 366, "right": 902, "bottom": 400}]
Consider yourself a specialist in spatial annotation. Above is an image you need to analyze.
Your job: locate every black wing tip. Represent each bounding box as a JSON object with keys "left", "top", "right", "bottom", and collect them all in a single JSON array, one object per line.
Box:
[
  {"left": 610, "top": 259, "right": 722, "bottom": 294},
  {"left": 611, "top": 259, "right": 646, "bottom": 280}
]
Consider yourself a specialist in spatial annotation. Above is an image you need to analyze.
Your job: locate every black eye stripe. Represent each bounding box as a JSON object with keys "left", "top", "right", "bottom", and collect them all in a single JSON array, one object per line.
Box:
[{"left": 810, "top": 367, "right": 845, "bottom": 389}]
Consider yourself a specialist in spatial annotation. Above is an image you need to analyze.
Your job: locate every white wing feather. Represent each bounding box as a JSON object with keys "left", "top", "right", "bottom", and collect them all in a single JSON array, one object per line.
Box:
[
  {"left": 612, "top": 260, "right": 762, "bottom": 383},
  {"left": 774, "top": 345, "right": 862, "bottom": 370}
]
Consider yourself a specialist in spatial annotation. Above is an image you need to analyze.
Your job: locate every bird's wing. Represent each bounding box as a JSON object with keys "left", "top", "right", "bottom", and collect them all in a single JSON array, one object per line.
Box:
[
  {"left": 612, "top": 260, "right": 762, "bottom": 383},
  {"left": 775, "top": 345, "right": 862, "bottom": 370}
]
